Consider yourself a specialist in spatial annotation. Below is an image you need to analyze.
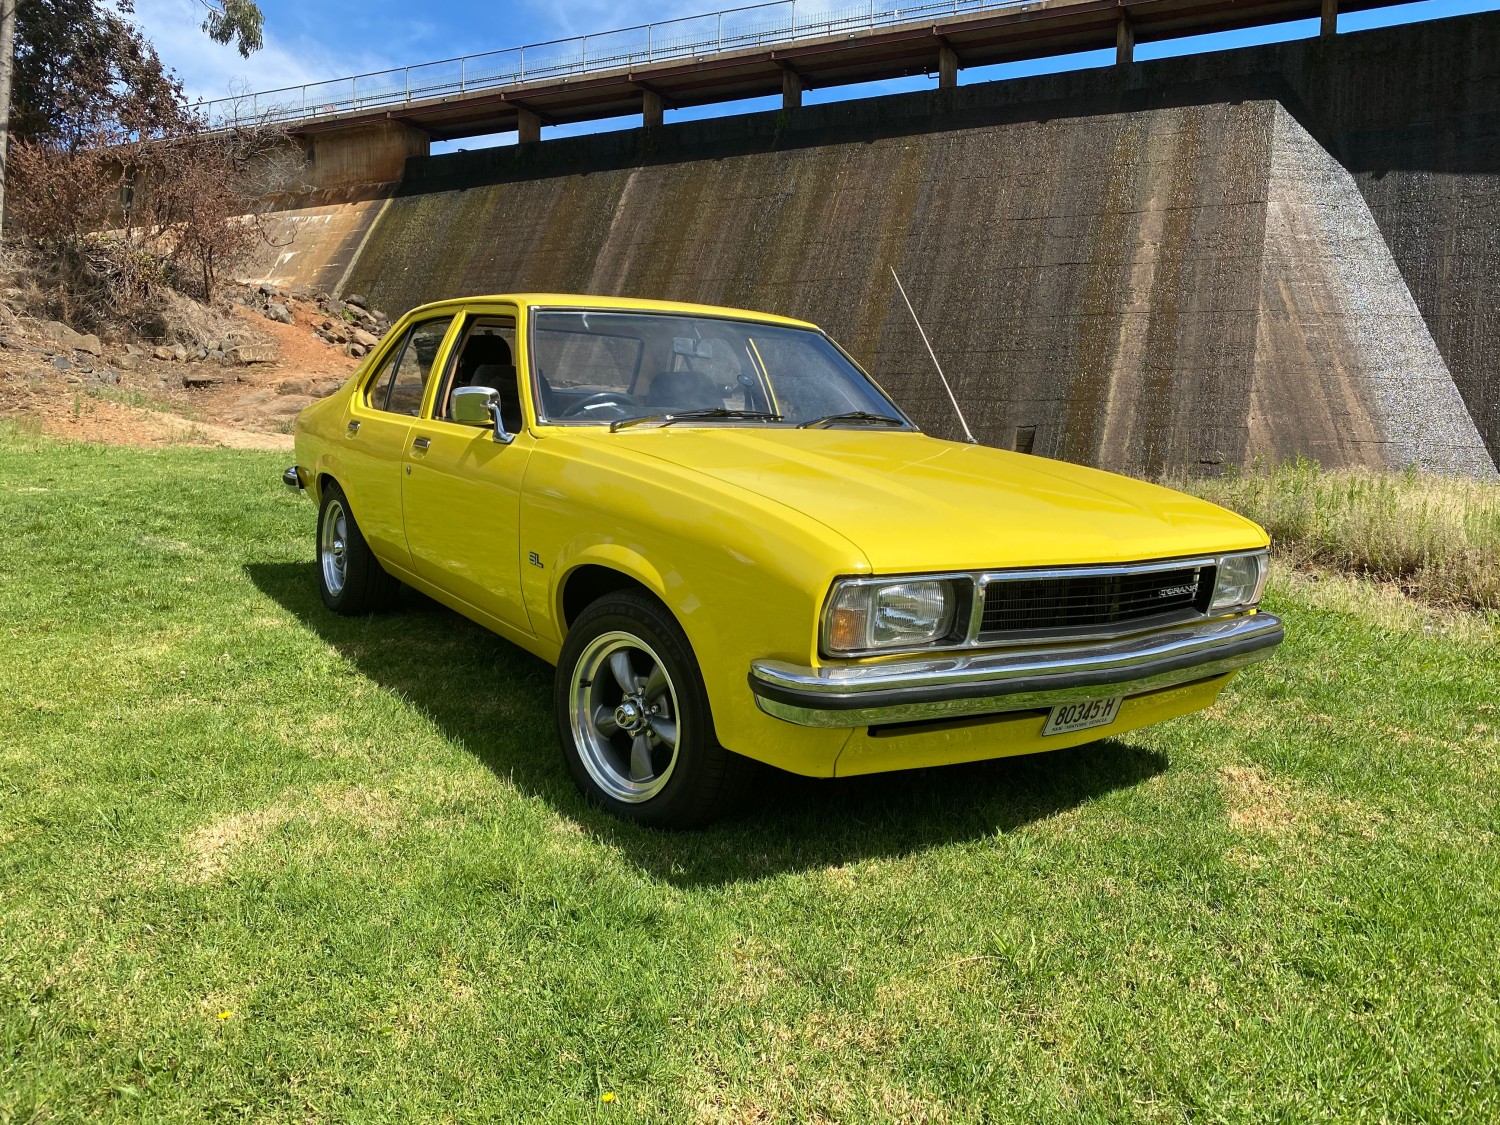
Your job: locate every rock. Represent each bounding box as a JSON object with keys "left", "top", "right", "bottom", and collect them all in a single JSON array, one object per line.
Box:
[
  {"left": 349, "top": 325, "right": 379, "bottom": 348},
  {"left": 170, "top": 344, "right": 189, "bottom": 363},
  {"left": 318, "top": 320, "right": 349, "bottom": 344},
  {"left": 258, "top": 282, "right": 280, "bottom": 297},
  {"left": 51, "top": 355, "right": 73, "bottom": 372},
  {"left": 276, "top": 377, "right": 313, "bottom": 396},
  {"left": 124, "top": 343, "right": 144, "bottom": 357},
  {"left": 310, "top": 378, "right": 344, "bottom": 398},
  {"left": 343, "top": 293, "right": 368, "bottom": 309},
  {"left": 225, "top": 344, "right": 277, "bottom": 365},
  {"left": 345, "top": 343, "right": 366, "bottom": 359},
  {"left": 265, "top": 302, "right": 294, "bottom": 324},
  {"left": 92, "top": 368, "right": 121, "bottom": 385},
  {"left": 35, "top": 320, "right": 102, "bottom": 356},
  {"left": 264, "top": 394, "right": 314, "bottom": 417},
  {"left": 117, "top": 353, "right": 139, "bottom": 371},
  {"left": 182, "top": 371, "right": 228, "bottom": 388},
  {"left": 154, "top": 346, "right": 175, "bottom": 361}
]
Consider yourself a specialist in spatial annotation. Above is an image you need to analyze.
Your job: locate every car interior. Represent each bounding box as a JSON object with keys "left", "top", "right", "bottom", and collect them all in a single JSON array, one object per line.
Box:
[
  {"left": 439, "top": 318, "right": 523, "bottom": 433},
  {"left": 532, "top": 314, "right": 770, "bottom": 422}
]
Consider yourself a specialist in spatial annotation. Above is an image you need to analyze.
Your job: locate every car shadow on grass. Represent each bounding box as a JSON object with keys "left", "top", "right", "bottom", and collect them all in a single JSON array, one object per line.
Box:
[{"left": 247, "top": 561, "right": 1168, "bottom": 887}]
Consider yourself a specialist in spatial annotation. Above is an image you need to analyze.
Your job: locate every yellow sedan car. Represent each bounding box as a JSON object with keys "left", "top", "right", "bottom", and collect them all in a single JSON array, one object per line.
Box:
[{"left": 284, "top": 293, "right": 1282, "bottom": 826}]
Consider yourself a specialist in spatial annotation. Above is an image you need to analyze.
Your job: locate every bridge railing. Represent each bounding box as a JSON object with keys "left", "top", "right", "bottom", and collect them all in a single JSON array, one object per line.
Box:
[{"left": 199, "top": 0, "right": 1016, "bottom": 127}]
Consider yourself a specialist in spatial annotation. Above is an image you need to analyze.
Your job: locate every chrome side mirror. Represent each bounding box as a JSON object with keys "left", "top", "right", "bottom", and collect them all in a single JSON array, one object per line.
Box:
[{"left": 451, "top": 385, "right": 514, "bottom": 445}]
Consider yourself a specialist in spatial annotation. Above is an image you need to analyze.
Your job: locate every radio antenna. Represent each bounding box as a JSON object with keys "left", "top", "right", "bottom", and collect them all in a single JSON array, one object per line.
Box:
[{"left": 889, "top": 267, "right": 977, "bottom": 444}]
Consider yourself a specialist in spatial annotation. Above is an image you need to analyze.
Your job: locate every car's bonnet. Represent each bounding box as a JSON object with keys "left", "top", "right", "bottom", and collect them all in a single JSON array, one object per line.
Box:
[{"left": 600, "top": 428, "right": 1268, "bottom": 572}]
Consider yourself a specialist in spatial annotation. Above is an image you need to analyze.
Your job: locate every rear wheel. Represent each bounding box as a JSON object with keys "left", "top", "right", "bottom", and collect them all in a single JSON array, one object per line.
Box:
[
  {"left": 317, "top": 480, "right": 398, "bottom": 615},
  {"left": 555, "top": 591, "right": 754, "bottom": 827}
]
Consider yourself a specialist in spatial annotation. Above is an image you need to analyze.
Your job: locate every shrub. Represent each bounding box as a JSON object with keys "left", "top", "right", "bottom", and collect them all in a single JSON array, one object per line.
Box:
[
  {"left": 1171, "top": 459, "right": 1500, "bottom": 610},
  {"left": 7, "top": 118, "right": 297, "bottom": 336}
]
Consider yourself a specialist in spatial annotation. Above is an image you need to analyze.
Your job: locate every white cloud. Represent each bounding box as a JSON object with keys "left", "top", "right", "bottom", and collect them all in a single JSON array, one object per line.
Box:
[{"left": 130, "top": 0, "right": 405, "bottom": 106}]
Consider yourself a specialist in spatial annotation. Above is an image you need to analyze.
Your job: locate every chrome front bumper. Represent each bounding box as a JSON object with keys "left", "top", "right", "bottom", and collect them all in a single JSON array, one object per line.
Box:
[
  {"left": 749, "top": 612, "right": 1284, "bottom": 728},
  {"left": 282, "top": 465, "right": 304, "bottom": 490}
]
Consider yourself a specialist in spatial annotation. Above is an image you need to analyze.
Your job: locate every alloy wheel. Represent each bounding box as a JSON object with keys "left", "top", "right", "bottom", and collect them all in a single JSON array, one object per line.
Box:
[{"left": 569, "top": 630, "right": 681, "bottom": 802}]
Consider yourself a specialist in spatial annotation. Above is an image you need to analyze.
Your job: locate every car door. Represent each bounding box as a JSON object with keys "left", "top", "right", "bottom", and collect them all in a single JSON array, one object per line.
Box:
[
  {"left": 341, "top": 313, "right": 457, "bottom": 570},
  {"left": 401, "top": 305, "right": 536, "bottom": 634}
]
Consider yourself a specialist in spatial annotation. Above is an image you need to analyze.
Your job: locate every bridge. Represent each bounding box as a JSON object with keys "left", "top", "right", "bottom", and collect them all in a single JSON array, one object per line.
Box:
[{"left": 209, "top": 0, "right": 1404, "bottom": 144}]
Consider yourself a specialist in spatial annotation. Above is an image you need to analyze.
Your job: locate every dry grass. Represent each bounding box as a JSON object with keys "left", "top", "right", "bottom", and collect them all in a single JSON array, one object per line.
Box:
[{"left": 1171, "top": 459, "right": 1500, "bottom": 609}]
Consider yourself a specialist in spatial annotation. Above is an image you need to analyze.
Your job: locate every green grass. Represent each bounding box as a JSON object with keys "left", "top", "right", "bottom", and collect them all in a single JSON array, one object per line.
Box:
[{"left": 2, "top": 431, "right": 1497, "bottom": 1123}]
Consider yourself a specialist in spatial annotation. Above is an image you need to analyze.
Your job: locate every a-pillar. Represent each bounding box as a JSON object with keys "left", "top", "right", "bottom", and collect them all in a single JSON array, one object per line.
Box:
[
  {"left": 1321, "top": 0, "right": 1338, "bottom": 37},
  {"left": 938, "top": 44, "right": 959, "bottom": 89},
  {"left": 781, "top": 68, "right": 803, "bottom": 111},
  {"left": 516, "top": 107, "right": 541, "bottom": 144},
  {"left": 1116, "top": 14, "right": 1134, "bottom": 66},
  {"left": 642, "top": 88, "right": 664, "bottom": 129}
]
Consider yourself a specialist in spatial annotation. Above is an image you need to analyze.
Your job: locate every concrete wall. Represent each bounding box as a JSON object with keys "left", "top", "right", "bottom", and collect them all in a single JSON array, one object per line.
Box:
[
  {"left": 238, "top": 197, "right": 391, "bottom": 295},
  {"left": 326, "top": 13, "right": 1500, "bottom": 476}
]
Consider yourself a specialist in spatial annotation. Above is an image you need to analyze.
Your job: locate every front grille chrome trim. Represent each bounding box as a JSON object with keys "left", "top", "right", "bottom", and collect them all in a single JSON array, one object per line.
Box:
[{"left": 974, "top": 558, "right": 1216, "bottom": 645}]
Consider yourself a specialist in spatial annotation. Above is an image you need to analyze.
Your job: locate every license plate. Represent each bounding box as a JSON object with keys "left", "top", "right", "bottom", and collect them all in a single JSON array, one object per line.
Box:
[{"left": 1042, "top": 695, "right": 1124, "bottom": 736}]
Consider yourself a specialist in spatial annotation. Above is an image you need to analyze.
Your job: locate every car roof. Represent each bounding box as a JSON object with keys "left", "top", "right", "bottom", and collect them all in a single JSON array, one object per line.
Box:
[{"left": 397, "top": 293, "right": 819, "bottom": 330}]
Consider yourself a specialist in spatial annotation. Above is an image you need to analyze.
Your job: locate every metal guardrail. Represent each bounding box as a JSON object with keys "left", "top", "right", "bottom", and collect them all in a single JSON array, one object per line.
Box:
[{"left": 199, "top": 0, "right": 1023, "bottom": 127}]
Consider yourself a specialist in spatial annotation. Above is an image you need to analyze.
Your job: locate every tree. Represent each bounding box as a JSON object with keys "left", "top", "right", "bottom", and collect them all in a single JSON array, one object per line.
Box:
[
  {"left": 200, "top": 0, "right": 263, "bottom": 57},
  {"left": 0, "top": 0, "right": 264, "bottom": 234}
]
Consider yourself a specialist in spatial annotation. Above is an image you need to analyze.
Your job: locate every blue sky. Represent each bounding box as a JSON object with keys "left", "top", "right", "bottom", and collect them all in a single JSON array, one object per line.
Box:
[{"left": 133, "top": 0, "right": 1500, "bottom": 151}]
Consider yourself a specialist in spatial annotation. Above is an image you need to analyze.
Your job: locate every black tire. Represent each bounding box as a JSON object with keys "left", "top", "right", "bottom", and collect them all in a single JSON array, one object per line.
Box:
[
  {"left": 554, "top": 590, "right": 756, "bottom": 828},
  {"left": 316, "top": 480, "right": 399, "bottom": 615}
]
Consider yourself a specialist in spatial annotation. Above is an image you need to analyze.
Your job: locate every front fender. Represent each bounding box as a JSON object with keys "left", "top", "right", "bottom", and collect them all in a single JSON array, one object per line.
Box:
[
  {"left": 551, "top": 543, "right": 673, "bottom": 628},
  {"left": 519, "top": 436, "right": 865, "bottom": 776}
]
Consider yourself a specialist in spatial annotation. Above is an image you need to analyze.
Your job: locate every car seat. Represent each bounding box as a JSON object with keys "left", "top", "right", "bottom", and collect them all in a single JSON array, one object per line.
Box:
[
  {"left": 645, "top": 369, "right": 723, "bottom": 411},
  {"left": 451, "top": 336, "right": 522, "bottom": 433}
]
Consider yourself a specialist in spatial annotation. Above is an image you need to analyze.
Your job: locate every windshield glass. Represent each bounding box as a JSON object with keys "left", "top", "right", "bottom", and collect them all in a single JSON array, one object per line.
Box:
[{"left": 528, "top": 309, "right": 910, "bottom": 428}]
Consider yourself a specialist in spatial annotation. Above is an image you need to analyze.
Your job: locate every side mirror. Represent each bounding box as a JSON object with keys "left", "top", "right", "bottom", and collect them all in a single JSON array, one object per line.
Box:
[{"left": 451, "top": 385, "right": 514, "bottom": 445}]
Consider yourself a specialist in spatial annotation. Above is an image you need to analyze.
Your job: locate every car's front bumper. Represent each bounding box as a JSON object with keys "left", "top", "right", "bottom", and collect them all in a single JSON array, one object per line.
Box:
[
  {"left": 749, "top": 612, "right": 1283, "bottom": 728},
  {"left": 282, "top": 465, "right": 305, "bottom": 490}
]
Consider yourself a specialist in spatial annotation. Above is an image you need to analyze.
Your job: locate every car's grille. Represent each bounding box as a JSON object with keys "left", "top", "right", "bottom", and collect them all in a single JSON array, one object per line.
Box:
[{"left": 978, "top": 563, "right": 1214, "bottom": 640}]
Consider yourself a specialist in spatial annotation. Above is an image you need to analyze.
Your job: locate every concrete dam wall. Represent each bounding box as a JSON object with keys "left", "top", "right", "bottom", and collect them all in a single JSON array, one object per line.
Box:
[{"left": 315, "top": 14, "right": 1500, "bottom": 477}]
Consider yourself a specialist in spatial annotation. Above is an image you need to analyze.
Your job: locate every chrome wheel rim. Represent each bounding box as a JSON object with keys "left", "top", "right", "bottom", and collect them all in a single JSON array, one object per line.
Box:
[
  {"left": 320, "top": 499, "right": 348, "bottom": 597},
  {"left": 569, "top": 631, "right": 681, "bottom": 803}
]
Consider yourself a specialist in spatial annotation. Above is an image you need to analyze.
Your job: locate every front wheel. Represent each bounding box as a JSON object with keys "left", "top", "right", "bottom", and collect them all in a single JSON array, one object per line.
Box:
[{"left": 554, "top": 591, "right": 754, "bottom": 827}]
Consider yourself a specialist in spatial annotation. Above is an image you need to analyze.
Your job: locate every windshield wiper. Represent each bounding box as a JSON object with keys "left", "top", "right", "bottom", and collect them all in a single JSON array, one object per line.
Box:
[
  {"left": 798, "top": 411, "right": 906, "bottom": 430},
  {"left": 611, "top": 408, "right": 784, "bottom": 432}
]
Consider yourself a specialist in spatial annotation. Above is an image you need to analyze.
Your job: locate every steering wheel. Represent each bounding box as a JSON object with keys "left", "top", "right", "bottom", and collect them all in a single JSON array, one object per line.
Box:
[{"left": 561, "top": 392, "right": 638, "bottom": 419}]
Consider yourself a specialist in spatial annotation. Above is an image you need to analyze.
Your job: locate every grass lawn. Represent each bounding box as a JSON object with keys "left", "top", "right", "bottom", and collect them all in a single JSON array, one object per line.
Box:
[{"left": 2, "top": 429, "right": 1497, "bottom": 1123}]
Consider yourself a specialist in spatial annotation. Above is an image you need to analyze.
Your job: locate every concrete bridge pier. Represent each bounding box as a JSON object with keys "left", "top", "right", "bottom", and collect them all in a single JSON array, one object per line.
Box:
[{"left": 296, "top": 120, "right": 430, "bottom": 193}]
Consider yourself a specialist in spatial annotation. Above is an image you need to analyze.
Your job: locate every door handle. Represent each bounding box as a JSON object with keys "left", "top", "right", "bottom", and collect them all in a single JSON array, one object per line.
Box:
[
  {"left": 346, "top": 420, "right": 361, "bottom": 434},
  {"left": 412, "top": 437, "right": 431, "bottom": 452}
]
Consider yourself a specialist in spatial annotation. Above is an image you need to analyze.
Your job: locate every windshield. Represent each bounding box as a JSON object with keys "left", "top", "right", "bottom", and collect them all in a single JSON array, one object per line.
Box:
[{"left": 528, "top": 309, "right": 911, "bottom": 428}]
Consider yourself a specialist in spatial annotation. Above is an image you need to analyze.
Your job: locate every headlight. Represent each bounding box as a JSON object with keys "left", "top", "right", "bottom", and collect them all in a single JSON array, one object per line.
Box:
[
  {"left": 824, "top": 577, "right": 962, "bottom": 655},
  {"left": 1210, "top": 550, "right": 1269, "bottom": 612}
]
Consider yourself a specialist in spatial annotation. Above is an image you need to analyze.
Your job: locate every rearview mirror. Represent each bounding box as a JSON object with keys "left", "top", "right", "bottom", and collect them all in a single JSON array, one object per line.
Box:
[{"left": 451, "top": 385, "right": 514, "bottom": 445}]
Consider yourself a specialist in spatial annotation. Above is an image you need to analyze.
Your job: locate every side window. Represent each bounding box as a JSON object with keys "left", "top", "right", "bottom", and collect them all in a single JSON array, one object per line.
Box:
[
  {"left": 439, "top": 316, "right": 519, "bottom": 426},
  {"left": 363, "top": 338, "right": 406, "bottom": 411},
  {"left": 386, "top": 317, "right": 454, "bottom": 416}
]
